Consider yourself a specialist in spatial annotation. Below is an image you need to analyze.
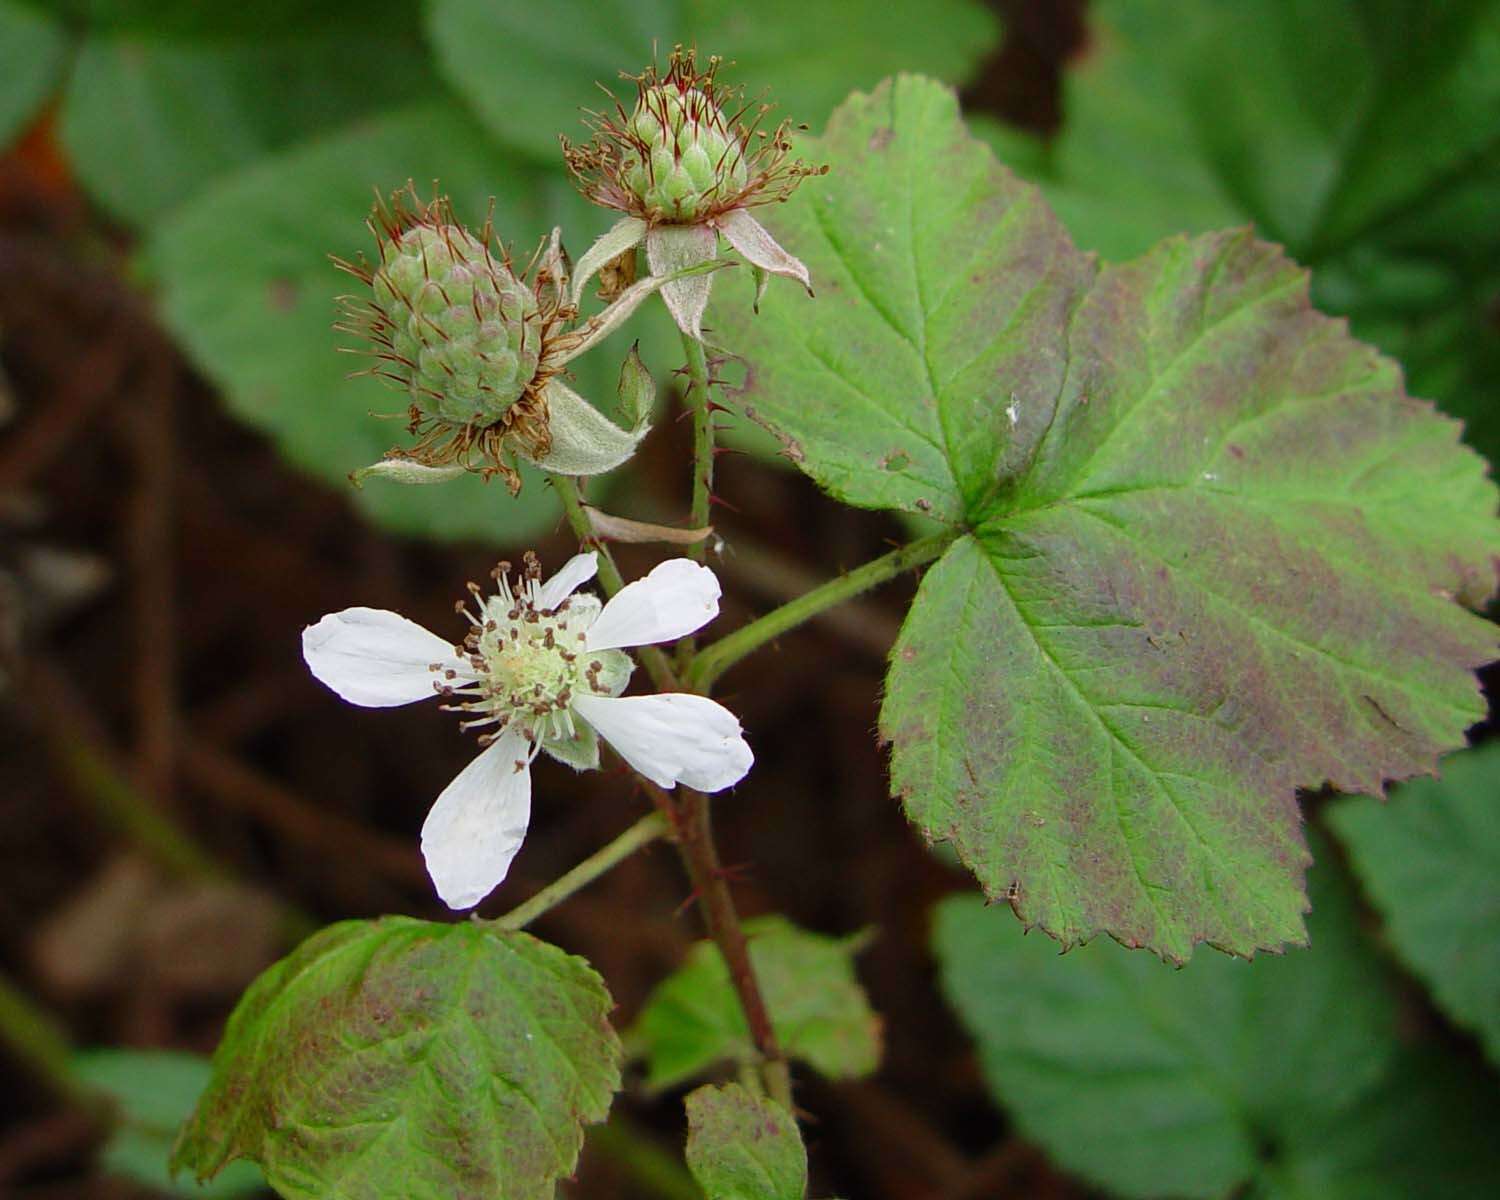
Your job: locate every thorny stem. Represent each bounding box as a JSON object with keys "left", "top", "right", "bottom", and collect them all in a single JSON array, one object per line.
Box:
[
  {"left": 551, "top": 447, "right": 792, "bottom": 1105},
  {"left": 492, "top": 812, "right": 670, "bottom": 931},
  {"left": 688, "top": 532, "right": 955, "bottom": 692},
  {"left": 672, "top": 330, "right": 794, "bottom": 1107},
  {"left": 640, "top": 779, "right": 794, "bottom": 1111}
]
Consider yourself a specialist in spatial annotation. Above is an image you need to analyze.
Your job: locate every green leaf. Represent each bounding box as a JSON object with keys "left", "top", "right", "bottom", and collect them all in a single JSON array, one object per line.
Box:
[
  {"left": 684, "top": 1083, "right": 806, "bottom": 1200},
  {"left": 148, "top": 99, "right": 601, "bottom": 543},
  {"left": 979, "top": 0, "right": 1500, "bottom": 261},
  {"left": 631, "top": 916, "right": 880, "bottom": 1089},
  {"left": 173, "top": 917, "right": 621, "bottom": 1200},
  {"left": 1258, "top": 1046, "right": 1500, "bottom": 1200},
  {"left": 1328, "top": 742, "right": 1500, "bottom": 1066},
  {"left": 973, "top": 0, "right": 1500, "bottom": 463},
  {"left": 23, "top": 0, "right": 394, "bottom": 37},
  {"left": 934, "top": 854, "right": 1500, "bottom": 1199},
  {"left": 424, "top": 0, "right": 1000, "bottom": 162},
  {"left": 71, "top": 1049, "right": 265, "bottom": 1198},
  {"left": 0, "top": 0, "right": 65, "bottom": 149},
  {"left": 58, "top": 10, "right": 437, "bottom": 227},
  {"left": 717, "top": 74, "right": 1500, "bottom": 960}
]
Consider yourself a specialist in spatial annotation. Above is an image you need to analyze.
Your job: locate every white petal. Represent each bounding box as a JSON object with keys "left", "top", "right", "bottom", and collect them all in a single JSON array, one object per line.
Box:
[
  {"left": 302, "top": 607, "right": 469, "bottom": 708},
  {"left": 420, "top": 730, "right": 534, "bottom": 910},
  {"left": 646, "top": 223, "right": 718, "bottom": 340},
  {"left": 717, "top": 209, "right": 812, "bottom": 294},
  {"left": 573, "top": 693, "right": 753, "bottom": 792},
  {"left": 584, "top": 558, "right": 721, "bottom": 651},
  {"left": 537, "top": 552, "right": 598, "bottom": 611}
]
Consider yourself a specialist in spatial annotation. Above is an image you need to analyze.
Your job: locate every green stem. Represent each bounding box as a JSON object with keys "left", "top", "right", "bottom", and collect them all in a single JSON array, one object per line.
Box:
[
  {"left": 688, "top": 532, "right": 954, "bottom": 693},
  {"left": 492, "top": 812, "right": 669, "bottom": 931},
  {"left": 0, "top": 970, "right": 97, "bottom": 1110},
  {"left": 681, "top": 332, "right": 715, "bottom": 562},
  {"left": 553, "top": 473, "right": 626, "bottom": 596},
  {"left": 676, "top": 332, "right": 716, "bottom": 667},
  {"left": 552, "top": 474, "right": 678, "bottom": 691},
  {"left": 59, "top": 737, "right": 221, "bottom": 882}
]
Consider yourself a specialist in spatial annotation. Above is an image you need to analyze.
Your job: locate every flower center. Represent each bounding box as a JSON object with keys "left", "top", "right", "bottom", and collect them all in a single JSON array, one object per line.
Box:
[{"left": 436, "top": 554, "right": 630, "bottom": 745}]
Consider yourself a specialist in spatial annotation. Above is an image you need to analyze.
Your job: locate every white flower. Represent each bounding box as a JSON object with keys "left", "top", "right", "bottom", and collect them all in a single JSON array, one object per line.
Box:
[{"left": 301, "top": 553, "right": 752, "bottom": 910}]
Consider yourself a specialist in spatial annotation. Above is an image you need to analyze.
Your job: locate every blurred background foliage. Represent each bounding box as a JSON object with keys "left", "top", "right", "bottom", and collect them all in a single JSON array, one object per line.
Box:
[
  {"left": 0, "top": 1, "right": 1496, "bottom": 1197},
  {"left": 976, "top": 0, "right": 1500, "bottom": 468}
]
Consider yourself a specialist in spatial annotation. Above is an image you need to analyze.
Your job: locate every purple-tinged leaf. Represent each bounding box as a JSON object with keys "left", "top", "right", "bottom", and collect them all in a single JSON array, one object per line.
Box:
[{"left": 714, "top": 75, "right": 1500, "bottom": 959}]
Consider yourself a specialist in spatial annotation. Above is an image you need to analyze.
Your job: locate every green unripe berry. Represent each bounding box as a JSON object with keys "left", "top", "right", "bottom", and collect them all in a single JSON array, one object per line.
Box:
[
  {"left": 370, "top": 223, "right": 542, "bottom": 424},
  {"left": 622, "top": 85, "right": 749, "bottom": 221}
]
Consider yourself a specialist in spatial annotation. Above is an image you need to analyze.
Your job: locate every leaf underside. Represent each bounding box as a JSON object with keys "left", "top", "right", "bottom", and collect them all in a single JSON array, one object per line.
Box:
[
  {"left": 712, "top": 75, "right": 1500, "bottom": 960},
  {"left": 72, "top": 1049, "right": 264, "bottom": 1199},
  {"left": 934, "top": 850, "right": 1500, "bottom": 1199},
  {"left": 1329, "top": 743, "right": 1500, "bottom": 1066},
  {"left": 172, "top": 918, "right": 621, "bottom": 1200},
  {"left": 631, "top": 916, "right": 881, "bottom": 1088}
]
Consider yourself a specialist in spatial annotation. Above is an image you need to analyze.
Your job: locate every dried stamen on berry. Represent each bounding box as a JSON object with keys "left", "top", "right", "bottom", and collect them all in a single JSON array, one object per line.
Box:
[{"left": 562, "top": 46, "right": 825, "bottom": 225}]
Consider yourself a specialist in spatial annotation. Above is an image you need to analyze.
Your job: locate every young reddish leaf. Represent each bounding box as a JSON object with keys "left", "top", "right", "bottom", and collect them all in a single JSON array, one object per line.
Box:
[
  {"left": 685, "top": 1083, "right": 807, "bottom": 1200},
  {"left": 172, "top": 918, "right": 621, "bottom": 1200},
  {"left": 632, "top": 916, "right": 880, "bottom": 1088}
]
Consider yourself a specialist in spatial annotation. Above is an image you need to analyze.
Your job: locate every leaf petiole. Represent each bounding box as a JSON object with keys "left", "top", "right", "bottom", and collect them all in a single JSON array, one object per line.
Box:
[
  {"left": 491, "top": 811, "right": 672, "bottom": 931},
  {"left": 688, "top": 531, "right": 955, "bottom": 693}
]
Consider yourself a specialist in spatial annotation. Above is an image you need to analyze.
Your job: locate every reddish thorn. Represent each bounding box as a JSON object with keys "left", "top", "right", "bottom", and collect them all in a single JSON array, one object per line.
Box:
[
  {"left": 673, "top": 888, "right": 703, "bottom": 919},
  {"left": 708, "top": 493, "right": 742, "bottom": 513},
  {"left": 712, "top": 446, "right": 745, "bottom": 458},
  {"left": 715, "top": 861, "right": 755, "bottom": 884}
]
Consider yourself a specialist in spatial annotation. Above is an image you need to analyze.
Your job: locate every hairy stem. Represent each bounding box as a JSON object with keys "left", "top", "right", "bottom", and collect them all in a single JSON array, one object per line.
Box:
[
  {"left": 689, "top": 532, "right": 954, "bottom": 692},
  {"left": 553, "top": 473, "right": 627, "bottom": 596},
  {"left": 682, "top": 332, "right": 716, "bottom": 563},
  {"left": 676, "top": 332, "right": 716, "bottom": 666},
  {"left": 492, "top": 812, "right": 670, "bottom": 931},
  {"left": 551, "top": 474, "right": 678, "bottom": 692}
]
